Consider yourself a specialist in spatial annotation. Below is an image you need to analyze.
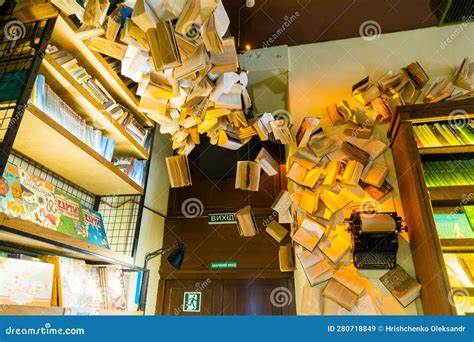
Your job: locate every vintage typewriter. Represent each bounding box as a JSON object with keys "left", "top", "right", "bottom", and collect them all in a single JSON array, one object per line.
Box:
[{"left": 344, "top": 211, "right": 407, "bottom": 269}]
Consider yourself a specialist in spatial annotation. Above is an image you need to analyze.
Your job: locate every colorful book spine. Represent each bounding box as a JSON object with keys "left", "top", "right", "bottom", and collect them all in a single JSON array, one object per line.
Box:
[
  {"left": 414, "top": 122, "right": 474, "bottom": 148},
  {"left": 31, "top": 75, "right": 116, "bottom": 162},
  {"left": 423, "top": 159, "right": 474, "bottom": 187}
]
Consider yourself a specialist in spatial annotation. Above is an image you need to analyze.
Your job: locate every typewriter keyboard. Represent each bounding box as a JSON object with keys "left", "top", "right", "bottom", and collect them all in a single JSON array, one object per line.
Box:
[{"left": 354, "top": 252, "right": 396, "bottom": 269}]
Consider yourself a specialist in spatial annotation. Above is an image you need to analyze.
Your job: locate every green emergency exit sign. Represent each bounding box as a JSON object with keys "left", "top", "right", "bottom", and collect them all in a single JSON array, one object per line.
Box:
[
  {"left": 210, "top": 261, "right": 238, "bottom": 269},
  {"left": 208, "top": 213, "right": 236, "bottom": 225}
]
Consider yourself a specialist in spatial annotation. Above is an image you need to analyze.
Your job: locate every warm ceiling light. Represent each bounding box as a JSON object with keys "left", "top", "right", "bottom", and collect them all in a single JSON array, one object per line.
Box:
[
  {"left": 245, "top": 44, "right": 251, "bottom": 50},
  {"left": 246, "top": 0, "right": 255, "bottom": 7}
]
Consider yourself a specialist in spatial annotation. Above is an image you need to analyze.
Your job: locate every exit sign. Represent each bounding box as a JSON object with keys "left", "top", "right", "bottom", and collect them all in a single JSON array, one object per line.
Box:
[
  {"left": 210, "top": 261, "right": 238, "bottom": 269},
  {"left": 208, "top": 213, "right": 236, "bottom": 225}
]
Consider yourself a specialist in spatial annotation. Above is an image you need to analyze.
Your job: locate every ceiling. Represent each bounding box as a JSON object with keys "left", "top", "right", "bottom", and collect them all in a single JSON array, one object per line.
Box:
[{"left": 223, "top": 0, "right": 441, "bottom": 51}]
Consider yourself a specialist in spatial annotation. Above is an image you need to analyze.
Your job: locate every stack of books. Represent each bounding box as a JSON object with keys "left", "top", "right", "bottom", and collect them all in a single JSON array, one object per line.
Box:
[
  {"left": 31, "top": 74, "right": 116, "bottom": 161},
  {"left": 48, "top": 46, "right": 152, "bottom": 150},
  {"left": 48, "top": 48, "right": 116, "bottom": 112},
  {"left": 413, "top": 122, "right": 474, "bottom": 148},
  {"left": 113, "top": 157, "right": 146, "bottom": 186},
  {"left": 423, "top": 159, "right": 473, "bottom": 187}
]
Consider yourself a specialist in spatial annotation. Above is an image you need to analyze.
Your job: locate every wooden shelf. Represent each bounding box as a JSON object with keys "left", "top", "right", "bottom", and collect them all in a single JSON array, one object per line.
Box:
[
  {"left": 0, "top": 213, "right": 136, "bottom": 268},
  {"left": 428, "top": 185, "right": 474, "bottom": 206},
  {"left": 451, "top": 287, "right": 474, "bottom": 297},
  {"left": 50, "top": 15, "right": 152, "bottom": 127},
  {"left": 440, "top": 238, "right": 474, "bottom": 252},
  {"left": 13, "top": 105, "right": 143, "bottom": 196},
  {"left": 419, "top": 145, "right": 474, "bottom": 155},
  {"left": 397, "top": 98, "right": 474, "bottom": 123},
  {"left": 0, "top": 305, "right": 143, "bottom": 316},
  {"left": 41, "top": 54, "right": 149, "bottom": 160}
]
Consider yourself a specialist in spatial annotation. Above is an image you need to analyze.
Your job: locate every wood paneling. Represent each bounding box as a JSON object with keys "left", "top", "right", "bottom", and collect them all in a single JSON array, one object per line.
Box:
[
  {"left": 160, "top": 279, "right": 223, "bottom": 315},
  {"left": 222, "top": 278, "right": 295, "bottom": 315},
  {"left": 159, "top": 278, "right": 295, "bottom": 315},
  {"left": 223, "top": 0, "right": 437, "bottom": 49},
  {"left": 160, "top": 215, "right": 291, "bottom": 279},
  {"left": 158, "top": 137, "right": 291, "bottom": 315}
]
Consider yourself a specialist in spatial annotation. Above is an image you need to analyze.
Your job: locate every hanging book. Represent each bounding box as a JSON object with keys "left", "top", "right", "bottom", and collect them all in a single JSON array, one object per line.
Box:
[
  {"left": 235, "top": 161, "right": 261, "bottom": 191},
  {"left": 380, "top": 264, "right": 421, "bottom": 307},
  {"left": 279, "top": 244, "right": 294, "bottom": 272},
  {"left": 166, "top": 155, "right": 192, "bottom": 188},
  {"left": 255, "top": 147, "right": 279, "bottom": 176},
  {"left": 352, "top": 76, "right": 381, "bottom": 106},
  {"left": 266, "top": 220, "right": 288, "bottom": 243},
  {"left": 147, "top": 21, "right": 182, "bottom": 71},
  {"left": 235, "top": 205, "right": 258, "bottom": 237},
  {"left": 296, "top": 117, "right": 321, "bottom": 148}
]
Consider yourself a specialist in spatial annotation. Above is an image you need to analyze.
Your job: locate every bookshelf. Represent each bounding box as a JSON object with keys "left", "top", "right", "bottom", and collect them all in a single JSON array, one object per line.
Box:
[
  {"left": 0, "top": 13, "right": 153, "bottom": 314},
  {"left": 419, "top": 145, "right": 473, "bottom": 155},
  {"left": 0, "top": 212, "right": 135, "bottom": 267},
  {"left": 1, "top": 305, "right": 144, "bottom": 316},
  {"left": 41, "top": 54, "right": 149, "bottom": 160},
  {"left": 14, "top": 104, "right": 143, "bottom": 195},
  {"left": 49, "top": 14, "right": 152, "bottom": 127},
  {"left": 440, "top": 238, "right": 474, "bottom": 252},
  {"left": 389, "top": 98, "right": 474, "bottom": 315},
  {"left": 428, "top": 186, "right": 474, "bottom": 206}
]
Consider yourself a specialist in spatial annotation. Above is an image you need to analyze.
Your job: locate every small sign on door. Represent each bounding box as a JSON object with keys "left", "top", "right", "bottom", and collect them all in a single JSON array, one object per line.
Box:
[{"left": 183, "top": 292, "right": 201, "bottom": 312}]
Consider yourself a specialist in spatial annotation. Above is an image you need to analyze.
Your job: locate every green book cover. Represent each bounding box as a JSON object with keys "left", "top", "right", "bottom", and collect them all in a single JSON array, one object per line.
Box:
[
  {"left": 430, "top": 162, "right": 449, "bottom": 186},
  {"left": 55, "top": 190, "right": 87, "bottom": 240},
  {"left": 465, "top": 206, "right": 474, "bottom": 231},
  {"left": 434, "top": 213, "right": 474, "bottom": 238}
]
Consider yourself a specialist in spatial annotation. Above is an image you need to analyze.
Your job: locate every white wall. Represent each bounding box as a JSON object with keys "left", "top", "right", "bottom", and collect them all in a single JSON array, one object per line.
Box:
[
  {"left": 288, "top": 23, "right": 474, "bottom": 131},
  {"left": 126, "top": 128, "right": 173, "bottom": 315}
]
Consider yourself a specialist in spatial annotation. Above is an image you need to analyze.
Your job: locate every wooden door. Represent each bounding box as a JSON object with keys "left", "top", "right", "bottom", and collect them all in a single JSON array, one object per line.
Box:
[
  {"left": 159, "top": 278, "right": 295, "bottom": 315},
  {"left": 222, "top": 278, "right": 295, "bottom": 315}
]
